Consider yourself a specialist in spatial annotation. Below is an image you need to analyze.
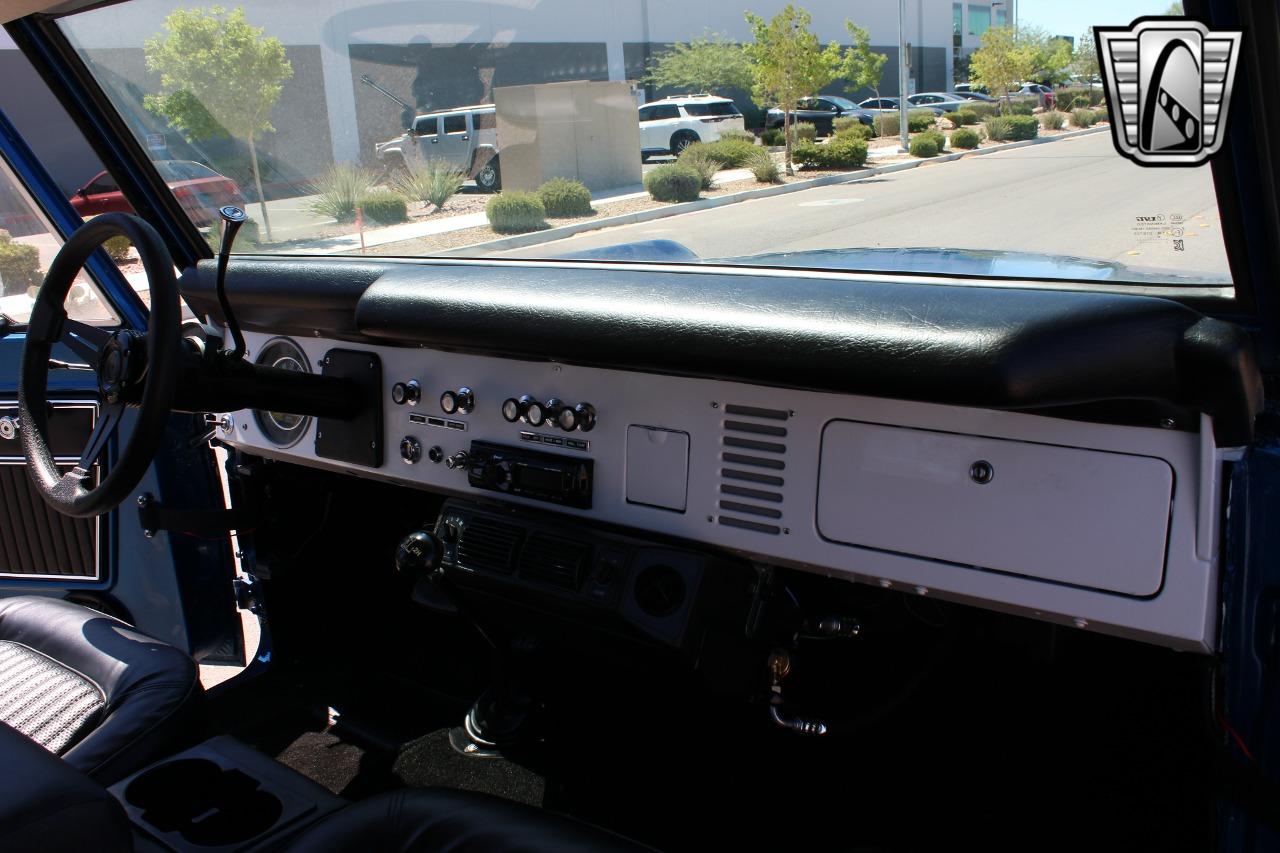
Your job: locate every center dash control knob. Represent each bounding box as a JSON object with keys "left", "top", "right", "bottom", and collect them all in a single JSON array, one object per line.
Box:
[
  {"left": 501, "top": 397, "right": 522, "bottom": 423},
  {"left": 440, "top": 387, "right": 474, "bottom": 415},
  {"left": 445, "top": 451, "right": 470, "bottom": 470},
  {"left": 556, "top": 405, "right": 578, "bottom": 431},
  {"left": 392, "top": 380, "right": 420, "bottom": 406},
  {"left": 520, "top": 396, "right": 545, "bottom": 427},
  {"left": 400, "top": 436, "right": 422, "bottom": 464}
]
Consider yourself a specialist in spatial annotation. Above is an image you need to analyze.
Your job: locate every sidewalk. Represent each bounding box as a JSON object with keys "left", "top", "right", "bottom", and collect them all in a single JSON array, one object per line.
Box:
[{"left": 287, "top": 182, "right": 676, "bottom": 255}]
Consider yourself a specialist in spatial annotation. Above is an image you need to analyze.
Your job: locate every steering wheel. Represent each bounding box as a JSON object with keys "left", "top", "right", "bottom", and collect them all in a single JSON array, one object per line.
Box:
[{"left": 19, "top": 213, "right": 182, "bottom": 518}]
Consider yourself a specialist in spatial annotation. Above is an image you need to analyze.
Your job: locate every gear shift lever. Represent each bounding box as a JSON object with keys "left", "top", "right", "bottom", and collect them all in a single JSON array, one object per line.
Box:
[
  {"left": 215, "top": 205, "right": 248, "bottom": 361},
  {"left": 394, "top": 527, "right": 533, "bottom": 752}
]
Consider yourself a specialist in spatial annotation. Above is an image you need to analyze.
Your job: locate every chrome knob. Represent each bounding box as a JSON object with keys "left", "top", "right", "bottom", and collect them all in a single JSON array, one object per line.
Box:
[{"left": 392, "top": 379, "right": 421, "bottom": 405}]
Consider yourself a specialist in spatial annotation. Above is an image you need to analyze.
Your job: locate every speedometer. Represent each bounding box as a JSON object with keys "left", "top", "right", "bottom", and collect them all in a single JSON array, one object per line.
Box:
[{"left": 253, "top": 338, "right": 311, "bottom": 447}]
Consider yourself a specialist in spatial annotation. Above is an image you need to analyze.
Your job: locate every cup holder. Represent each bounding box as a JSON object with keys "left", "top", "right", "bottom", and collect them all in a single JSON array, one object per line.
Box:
[{"left": 124, "top": 757, "right": 284, "bottom": 847}]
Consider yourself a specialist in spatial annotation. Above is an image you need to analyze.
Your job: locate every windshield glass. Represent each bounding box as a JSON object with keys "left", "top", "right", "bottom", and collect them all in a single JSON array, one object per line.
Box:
[{"left": 57, "top": 0, "right": 1232, "bottom": 287}]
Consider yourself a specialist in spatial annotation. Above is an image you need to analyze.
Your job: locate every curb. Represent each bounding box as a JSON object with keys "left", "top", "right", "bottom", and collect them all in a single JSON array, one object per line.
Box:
[{"left": 444, "top": 125, "right": 1110, "bottom": 255}]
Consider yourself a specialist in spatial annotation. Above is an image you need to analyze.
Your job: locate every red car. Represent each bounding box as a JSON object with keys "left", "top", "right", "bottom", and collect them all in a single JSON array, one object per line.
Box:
[{"left": 70, "top": 159, "right": 246, "bottom": 227}]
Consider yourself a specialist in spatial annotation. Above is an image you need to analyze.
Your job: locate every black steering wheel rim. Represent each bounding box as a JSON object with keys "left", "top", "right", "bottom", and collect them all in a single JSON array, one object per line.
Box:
[{"left": 18, "top": 213, "right": 181, "bottom": 518}]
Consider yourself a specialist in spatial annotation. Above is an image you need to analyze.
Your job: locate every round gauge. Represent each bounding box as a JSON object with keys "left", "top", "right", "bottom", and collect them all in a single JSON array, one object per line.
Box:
[
  {"left": 523, "top": 398, "right": 545, "bottom": 427},
  {"left": 253, "top": 338, "right": 312, "bottom": 447}
]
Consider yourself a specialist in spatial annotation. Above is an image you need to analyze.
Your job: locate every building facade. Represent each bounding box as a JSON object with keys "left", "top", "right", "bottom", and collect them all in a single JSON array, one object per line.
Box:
[{"left": 0, "top": 0, "right": 1014, "bottom": 199}]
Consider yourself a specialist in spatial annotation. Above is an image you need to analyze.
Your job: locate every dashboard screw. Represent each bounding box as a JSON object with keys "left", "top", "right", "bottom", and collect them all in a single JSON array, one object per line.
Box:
[
  {"left": 969, "top": 460, "right": 994, "bottom": 484},
  {"left": 914, "top": 585, "right": 929, "bottom": 596},
  {"left": 1073, "top": 617, "right": 1089, "bottom": 629},
  {"left": 878, "top": 579, "right": 892, "bottom": 588},
  {"left": 143, "top": 529, "right": 155, "bottom": 539},
  {"left": 1159, "top": 418, "right": 1176, "bottom": 429},
  {"left": 137, "top": 495, "right": 150, "bottom": 508},
  {"left": 706, "top": 515, "right": 714, "bottom": 522},
  {"left": 710, "top": 402, "right": 719, "bottom": 409}
]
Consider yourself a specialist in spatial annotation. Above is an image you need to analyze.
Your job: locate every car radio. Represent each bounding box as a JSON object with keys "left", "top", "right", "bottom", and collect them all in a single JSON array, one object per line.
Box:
[{"left": 451, "top": 440, "right": 593, "bottom": 508}]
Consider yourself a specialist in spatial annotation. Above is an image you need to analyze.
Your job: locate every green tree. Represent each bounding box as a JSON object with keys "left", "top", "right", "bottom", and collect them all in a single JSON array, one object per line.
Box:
[
  {"left": 1166, "top": 2, "right": 1184, "bottom": 14},
  {"left": 969, "top": 25, "right": 1036, "bottom": 110},
  {"left": 144, "top": 6, "right": 292, "bottom": 241},
  {"left": 1027, "top": 28, "right": 1074, "bottom": 85},
  {"left": 1072, "top": 29, "right": 1099, "bottom": 81},
  {"left": 745, "top": 5, "right": 843, "bottom": 175},
  {"left": 645, "top": 31, "right": 754, "bottom": 94},
  {"left": 840, "top": 21, "right": 888, "bottom": 109}
]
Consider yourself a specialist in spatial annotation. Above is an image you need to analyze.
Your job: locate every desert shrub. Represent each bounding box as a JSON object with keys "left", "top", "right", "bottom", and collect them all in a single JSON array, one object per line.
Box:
[
  {"left": 745, "top": 148, "right": 781, "bottom": 183},
  {"left": 486, "top": 191, "right": 547, "bottom": 233},
  {"left": 1070, "top": 95, "right": 1090, "bottom": 111},
  {"left": 1071, "top": 108, "right": 1098, "bottom": 128},
  {"left": 965, "top": 101, "right": 1000, "bottom": 117},
  {"left": 536, "top": 177, "right": 593, "bottom": 217},
  {"left": 873, "top": 112, "right": 900, "bottom": 136},
  {"left": 950, "top": 127, "right": 981, "bottom": 149},
  {"left": 644, "top": 164, "right": 701, "bottom": 202},
  {"left": 103, "top": 236, "right": 132, "bottom": 262},
  {"left": 393, "top": 159, "right": 466, "bottom": 211},
  {"left": 761, "top": 127, "right": 785, "bottom": 146},
  {"left": 0, "top": 230, "right": 40, "bottom": 296},
  {"left": 791, "top": 122, "right": 817, "bottom": 142},
  {"left": 358, "top": 188, "right": 409, "bottom": 225},
  {"left": 792, "top": 135, "right": 868, "bottom": 170},
  {"left": 909, "top": 135, "right": 940, "bottom": 158},
  {"left": 907, "top": 109, "right": 936, "bottom": 132},
  {"left": 700, "top": 138, "right": 757, "bottom": 168},
  {"left": 832, "top": 116, "right": 859, "bottom": 134},
  {"left": 677, "top": 144, "right": 721, "bottom": 189},
  {"left": 986, "top": 115, "right": 1038, "bottom": 141},
  {"left": 719, "top": 128, "right": 756, "bottom": 145},
  {"left": 920, "top": 130, "right": 946, "bottom": 151},
  {"left": 1039, "top": 110, "right": 1066, "bottom": 130},
  {"left": 835, "top": 122, "right": 873, "bottom": 141},
  {"left": 944, "top": 110, "right": 979, "bottom": 127},
  {"left": 1058, "top": 86, "right": 1105, "bottom": 108},
  {"left": 309, "top": 163, "right": 377, "bottom": 222},
  {"left": 1006, "top": 100, "right": 1036, "bottom": 115}
]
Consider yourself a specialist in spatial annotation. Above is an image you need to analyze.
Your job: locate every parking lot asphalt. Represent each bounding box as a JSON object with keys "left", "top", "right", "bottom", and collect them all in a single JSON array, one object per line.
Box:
[{"left": 495, "top": 133, "right": 1231, "bottom": 280}]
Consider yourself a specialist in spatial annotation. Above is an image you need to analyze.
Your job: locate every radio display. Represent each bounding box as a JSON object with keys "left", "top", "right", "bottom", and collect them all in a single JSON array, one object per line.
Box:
[{"left": 513, "top": 464, "right": 565, "bottom": 493}]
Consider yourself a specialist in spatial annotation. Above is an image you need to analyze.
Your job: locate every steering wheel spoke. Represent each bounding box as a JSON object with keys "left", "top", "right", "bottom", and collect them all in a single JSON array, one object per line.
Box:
[
  {"left": 79, "top": 402, "right": 122, "bottom": 471},
  {"left": 61, "top": 318, "right": 111, "bottom": 364}
]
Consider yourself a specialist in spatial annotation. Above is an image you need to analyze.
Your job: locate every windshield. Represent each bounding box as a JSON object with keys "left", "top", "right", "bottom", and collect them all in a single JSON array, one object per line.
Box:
[{"left": 56, "top": 0, "right": 1232, "bottom": 287}]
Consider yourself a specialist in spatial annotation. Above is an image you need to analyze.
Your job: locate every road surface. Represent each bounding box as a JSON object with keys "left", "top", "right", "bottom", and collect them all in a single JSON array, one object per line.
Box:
[{"left": 494, "top": 132, "right": 1231, "bottom": 281}]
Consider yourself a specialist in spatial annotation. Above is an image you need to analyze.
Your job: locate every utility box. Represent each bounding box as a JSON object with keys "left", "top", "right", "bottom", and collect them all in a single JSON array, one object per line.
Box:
[{"left": 494, "top": 80, "right": 642, "bottom": 194}]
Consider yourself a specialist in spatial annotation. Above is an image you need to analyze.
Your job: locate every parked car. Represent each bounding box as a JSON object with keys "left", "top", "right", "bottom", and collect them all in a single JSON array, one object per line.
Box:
[
  {"left": 908, "top": 93, "right": 971, "bottom": 113},
  {"left": 69, "top": 160, "right": 245, "bottom": 227},
  {"left": 375, "top": 104, "right": 501, "bottom": 192},
  {"left": 953, "top": 90, "right": 998, "bottom": 102},
  {"left": 764, "top": 96, "right": 873, "bottom": 135},
  {"left": 954, "top": 82, "right": 988, "bottom": 94},
  {"left": 638, "top": 95, "right": 745, "bottom": 160},
  {"left": 859, "top": 97, "right": 945, "bottom": 117},
  {"left": 1010, "top": 82, "right": 1056, "bottom": 109}
]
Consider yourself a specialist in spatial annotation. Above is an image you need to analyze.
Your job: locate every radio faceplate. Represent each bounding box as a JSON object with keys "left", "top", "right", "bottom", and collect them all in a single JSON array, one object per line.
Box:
[{"left": 466, "top": 441, "right": 593, "bottom": 508}]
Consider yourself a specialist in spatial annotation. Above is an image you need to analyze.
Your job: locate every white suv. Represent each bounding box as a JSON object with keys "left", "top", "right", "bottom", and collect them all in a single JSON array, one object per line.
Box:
[{"left": 638, "top": 95, "right": 745, "bottom": 161}]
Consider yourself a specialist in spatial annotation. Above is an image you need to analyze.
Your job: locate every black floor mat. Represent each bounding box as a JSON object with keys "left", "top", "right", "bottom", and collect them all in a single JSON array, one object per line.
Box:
[{"left": 392, "top": 729, "right": 545, "bottom": 806}]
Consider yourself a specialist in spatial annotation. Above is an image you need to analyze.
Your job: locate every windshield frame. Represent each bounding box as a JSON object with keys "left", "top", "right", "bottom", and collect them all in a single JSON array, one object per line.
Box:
[{"left": 4, "top": 2, "right": 1266, "bottom": 329}]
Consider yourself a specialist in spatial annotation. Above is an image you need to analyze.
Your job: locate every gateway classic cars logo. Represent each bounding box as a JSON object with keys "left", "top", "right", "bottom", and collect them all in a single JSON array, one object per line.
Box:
[{"left": 1095, "top": 17, "right": 1242, "bottom": 167}]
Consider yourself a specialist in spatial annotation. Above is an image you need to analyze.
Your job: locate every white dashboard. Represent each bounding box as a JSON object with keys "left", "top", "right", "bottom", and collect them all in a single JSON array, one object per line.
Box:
[{"left": 220, "top": 330, "right": 1227, "bottom": 652}]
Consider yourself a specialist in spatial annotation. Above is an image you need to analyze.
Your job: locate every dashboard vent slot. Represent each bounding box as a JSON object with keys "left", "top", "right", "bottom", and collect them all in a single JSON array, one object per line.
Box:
[
  {"left": 718, "top": 405, "right": 788, "bottom": 535},
  {"left": 456, "top": 517, "right": 524, "bottom": 574},
  {"left": 518, "top": 533, "right": 592, "bottom": 591}
]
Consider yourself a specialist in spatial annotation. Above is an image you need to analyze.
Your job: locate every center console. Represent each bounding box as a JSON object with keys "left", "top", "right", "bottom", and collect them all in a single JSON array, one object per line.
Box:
[{"left": 108, "top": 737, "right": 344, "bottom": 851}]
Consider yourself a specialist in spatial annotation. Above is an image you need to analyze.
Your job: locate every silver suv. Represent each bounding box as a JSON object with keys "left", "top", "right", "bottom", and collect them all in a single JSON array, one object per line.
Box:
[{"left": 375, "top": 104, "right": 501, "bottom": 191}]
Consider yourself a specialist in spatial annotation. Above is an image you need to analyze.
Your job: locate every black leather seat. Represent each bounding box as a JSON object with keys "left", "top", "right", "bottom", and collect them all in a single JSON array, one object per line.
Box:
[
  {"left": 289, "top": 788, "right": 652, "bottom": 852},
  {"left": 0, "top": 720, "right": 131, "bottom": 853},
  {"left": 0, "top": 596, "right": 201, "bottom": 785}
]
